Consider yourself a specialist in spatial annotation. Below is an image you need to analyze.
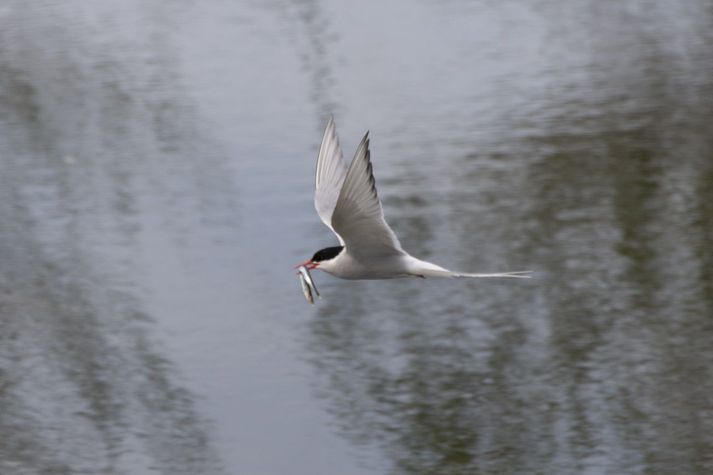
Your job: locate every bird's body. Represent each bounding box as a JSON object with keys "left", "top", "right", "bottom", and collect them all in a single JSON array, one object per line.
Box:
[
  {"left": 316, "top": 249, "right": 410, "bottom": 280},
  {"left": 314, "top": 247, "right": 525, "bottom": 280},
  {"left": 297, "top": 118, "right": 531, "bottom": 282}
]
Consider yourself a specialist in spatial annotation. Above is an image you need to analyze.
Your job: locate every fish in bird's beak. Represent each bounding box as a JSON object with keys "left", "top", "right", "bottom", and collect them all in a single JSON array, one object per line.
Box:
[
  {"left": 298, "top": 270, "right": 314, "bottom": 304},
  {"left": 296, "top": 265, "right": 320, "bottom": 304},
  {"left": 297, "top": 265, "right": 320, "bottom": 298}
]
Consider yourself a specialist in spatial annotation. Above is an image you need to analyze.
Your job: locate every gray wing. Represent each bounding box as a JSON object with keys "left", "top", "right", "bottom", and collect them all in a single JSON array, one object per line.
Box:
[
  {"left": 330, "top": 132, "right": 404, "bottom": 258},
  {"left": 314, "top": 117, "right": 348, "bottom": 244}
]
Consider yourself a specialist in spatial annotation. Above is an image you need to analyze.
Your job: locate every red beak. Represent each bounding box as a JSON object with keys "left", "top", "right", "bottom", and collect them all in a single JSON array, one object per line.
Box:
[{"left": 294, "top": 260, "right": 318, "bottom": 270}]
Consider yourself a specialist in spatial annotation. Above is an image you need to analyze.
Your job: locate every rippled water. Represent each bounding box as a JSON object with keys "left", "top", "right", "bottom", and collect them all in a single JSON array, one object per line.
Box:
[{"left": 1, "top": 1, "right": 712, "bottom": 474}]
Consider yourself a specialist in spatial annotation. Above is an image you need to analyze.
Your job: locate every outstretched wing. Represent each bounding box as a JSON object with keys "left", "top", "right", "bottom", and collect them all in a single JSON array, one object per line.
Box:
[
  {"left": 314, "top": 117, "right": 348, "bottom": 244},
  {"left": 330, "top": 132, "right": 404, "bottom": 258}
]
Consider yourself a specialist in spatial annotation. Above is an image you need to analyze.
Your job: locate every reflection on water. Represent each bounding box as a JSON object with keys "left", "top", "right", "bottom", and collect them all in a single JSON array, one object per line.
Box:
[
  {"left": 303, "top": 1, "right": 713, "bottom": 474},
  {"left": 1, "top": 0, "right": 712, "bottom": 474},
  {"left": 0, "top": 1, "right": 224, "bottom": 473}
]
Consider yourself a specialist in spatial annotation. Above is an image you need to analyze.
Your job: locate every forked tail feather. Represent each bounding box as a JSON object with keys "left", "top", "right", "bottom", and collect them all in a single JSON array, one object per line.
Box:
[
  {"left": 407, "top": 257, "right": 532, "bottom": 279},
  {"left": 447, "top": 270, "right": 532, "bottom": 278}
]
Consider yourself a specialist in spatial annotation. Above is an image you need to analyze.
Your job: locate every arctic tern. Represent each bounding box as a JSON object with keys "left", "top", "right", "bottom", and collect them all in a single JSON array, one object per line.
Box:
[{"left": 296, "top": 118, "right": 531, "bottom": 281}]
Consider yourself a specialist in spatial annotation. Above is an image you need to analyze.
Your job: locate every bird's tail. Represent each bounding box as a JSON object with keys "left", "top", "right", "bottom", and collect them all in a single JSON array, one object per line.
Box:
[
  {"left": 447, "top": 270, "right": 532, "bottom": 278},
  {"left": 407, "top": 257, "right": 532, "bottom": 279}
]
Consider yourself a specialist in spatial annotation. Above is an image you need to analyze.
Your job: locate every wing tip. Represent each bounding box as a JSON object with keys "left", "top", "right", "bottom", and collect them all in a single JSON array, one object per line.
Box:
[
  {"left": 324, "top": 116, "right": 337, "bottom": 139},
  {"left": 316, "top": 115, "right": 343, "bottom": 184},
  {"left": 354, "top": 132, "right": 378, "bottom": 196}
]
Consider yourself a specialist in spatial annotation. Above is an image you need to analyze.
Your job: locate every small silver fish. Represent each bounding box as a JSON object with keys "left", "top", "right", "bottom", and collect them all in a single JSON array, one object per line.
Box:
[
  {"left": 298, "top": 270, "right": 314, "bottom": 304},
  {"left": 297, "top": 265, "right": 320, "bottom": 298}
]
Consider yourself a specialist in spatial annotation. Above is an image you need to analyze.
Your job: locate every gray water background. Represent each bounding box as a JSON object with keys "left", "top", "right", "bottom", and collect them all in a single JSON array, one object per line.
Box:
[{"left": 1, "top": 1, "right": 712, "bottom": 474}]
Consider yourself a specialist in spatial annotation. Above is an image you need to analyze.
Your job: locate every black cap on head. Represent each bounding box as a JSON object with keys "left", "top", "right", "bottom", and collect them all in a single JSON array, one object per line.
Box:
[{"left": 312, "top": 246, "right": 343, "bottom": 262}]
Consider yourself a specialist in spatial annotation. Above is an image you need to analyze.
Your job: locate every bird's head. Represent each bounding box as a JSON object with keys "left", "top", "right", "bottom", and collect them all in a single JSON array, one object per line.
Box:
[{"left": 295, "top": 246, "right": 344, "bottom": 270}]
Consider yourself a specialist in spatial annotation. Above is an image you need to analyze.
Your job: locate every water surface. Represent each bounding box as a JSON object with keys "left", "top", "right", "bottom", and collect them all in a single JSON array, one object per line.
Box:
[{"left": 1, "top": 1, "right": 712, "bottom": 474}]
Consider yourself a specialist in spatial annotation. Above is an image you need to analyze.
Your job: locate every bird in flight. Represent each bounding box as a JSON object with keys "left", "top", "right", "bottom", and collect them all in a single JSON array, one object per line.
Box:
[{"left": 296, "top": 118, "right": 531, "bottom": 281}]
